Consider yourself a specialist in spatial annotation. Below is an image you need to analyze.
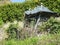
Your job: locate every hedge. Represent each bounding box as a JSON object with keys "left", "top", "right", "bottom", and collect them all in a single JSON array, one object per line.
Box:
[{"left": 0, "top": 2, "right": 38, "bottom": 22}]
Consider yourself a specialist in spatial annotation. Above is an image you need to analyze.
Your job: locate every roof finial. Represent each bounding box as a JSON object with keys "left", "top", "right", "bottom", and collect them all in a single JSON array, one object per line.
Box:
[
  {"left": 41, "top": 3, "right": 43, "bottom": 8},
  {"left": 41, "top": 3, "right": 43, "bottom": 6}
]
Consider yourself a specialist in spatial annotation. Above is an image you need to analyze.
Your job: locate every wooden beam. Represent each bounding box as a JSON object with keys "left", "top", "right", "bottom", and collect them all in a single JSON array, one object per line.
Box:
[{"left": 34, "top": 16, "right": 40, "bottom": 30}]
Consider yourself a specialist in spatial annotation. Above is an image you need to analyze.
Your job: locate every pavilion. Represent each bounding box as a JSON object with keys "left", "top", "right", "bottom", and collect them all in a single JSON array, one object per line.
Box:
[{"left": 24, "top": 3, "right": 60, "bottom": 29}]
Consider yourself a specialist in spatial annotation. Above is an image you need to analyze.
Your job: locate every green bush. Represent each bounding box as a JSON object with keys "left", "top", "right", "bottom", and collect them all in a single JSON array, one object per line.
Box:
[
  {"left": 6, "top": 23, "right": 34, "bottom": 40},
  {"left": 7, "top": 25, "right": 17, "bottom": 39},
  {"left": 0, "top": 1, "right": 38, "bottom": 22},
  {"left": 39, "top": 17, "right": 60, "bottom": 34},
  {"left": 0, "top": 3, "right": 24, "bottom": 22},
  {"left": 40, "top": 0, "right": 60, "bottom": 13},
  {"left": 6, "top": 23, "right": 21, "bottom": 40}
]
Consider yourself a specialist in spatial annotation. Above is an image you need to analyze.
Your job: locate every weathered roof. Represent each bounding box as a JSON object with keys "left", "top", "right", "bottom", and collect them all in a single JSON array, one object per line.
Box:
[{"left": 25, "top": 5, "right": 54, "bottom": 15}]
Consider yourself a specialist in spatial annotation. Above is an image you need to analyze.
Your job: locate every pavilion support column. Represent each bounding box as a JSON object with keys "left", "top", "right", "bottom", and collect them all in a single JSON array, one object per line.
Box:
[{"left": 34, "top": 16, "right": 40, "bottom": 30}]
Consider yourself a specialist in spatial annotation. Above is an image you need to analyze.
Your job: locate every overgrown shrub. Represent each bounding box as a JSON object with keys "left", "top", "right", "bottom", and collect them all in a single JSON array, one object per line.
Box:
[
  {"left": 39, "top": 17, "right": 60, "bottom": 34},
  {"left": 6, "top": 22, "right": 32, "bottom": 40},
  {"left": 6, "top": 24, "right": 18, "bottom": 39}
]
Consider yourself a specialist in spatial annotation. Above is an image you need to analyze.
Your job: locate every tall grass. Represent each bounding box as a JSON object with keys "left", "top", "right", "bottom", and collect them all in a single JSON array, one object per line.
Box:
[
  {"left": 38, "top": 33, "right": 60, "bottom": 45},
  {"left": 4, "top": 32, "right": 60, "bottom": 45}
]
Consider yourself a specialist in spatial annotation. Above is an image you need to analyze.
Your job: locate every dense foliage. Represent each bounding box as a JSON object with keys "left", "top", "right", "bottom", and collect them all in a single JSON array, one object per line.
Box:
[
  {"left": 26, "top": 0, "right": 60, "bottom": 13},
  {"left": 0, "top": 0, "right": 60, "bottom": 45},
  {"left": 0, "top": 0, "right": 60, "bottom": 23},
  {"left": 39, "top": 17, "right": 60, "bottom": 34},
  {"left": 40, "top": 0, "right": 60, "bottom": 13},
  {"left": 0, "top": 1, "right": 38, "bottom": 23}
]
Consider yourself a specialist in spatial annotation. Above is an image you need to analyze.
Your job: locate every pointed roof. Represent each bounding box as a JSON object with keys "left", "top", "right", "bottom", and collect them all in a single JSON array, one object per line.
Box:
[{"left": 25, "top": 4, "right": 54, "bottom": 15}]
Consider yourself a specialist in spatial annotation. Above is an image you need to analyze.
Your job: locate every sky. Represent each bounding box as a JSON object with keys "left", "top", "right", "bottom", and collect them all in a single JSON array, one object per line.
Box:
[{"left": 11, "top": 0, "right": 25, "bottom": 2}]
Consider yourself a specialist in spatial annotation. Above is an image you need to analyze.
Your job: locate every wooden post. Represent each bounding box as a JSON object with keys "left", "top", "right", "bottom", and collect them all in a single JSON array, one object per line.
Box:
[{"left": 34, "top": 16, "right": 40, "bottom": 30}]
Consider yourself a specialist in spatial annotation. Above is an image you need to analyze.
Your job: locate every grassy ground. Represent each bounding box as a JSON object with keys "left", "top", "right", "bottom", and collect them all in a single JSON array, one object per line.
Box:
[
  {"left": 5, "top": 37, "right": 39, "bottom": 45},
  {"left": 2, "top": 32, "right": 60, "bottom": 45}
]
